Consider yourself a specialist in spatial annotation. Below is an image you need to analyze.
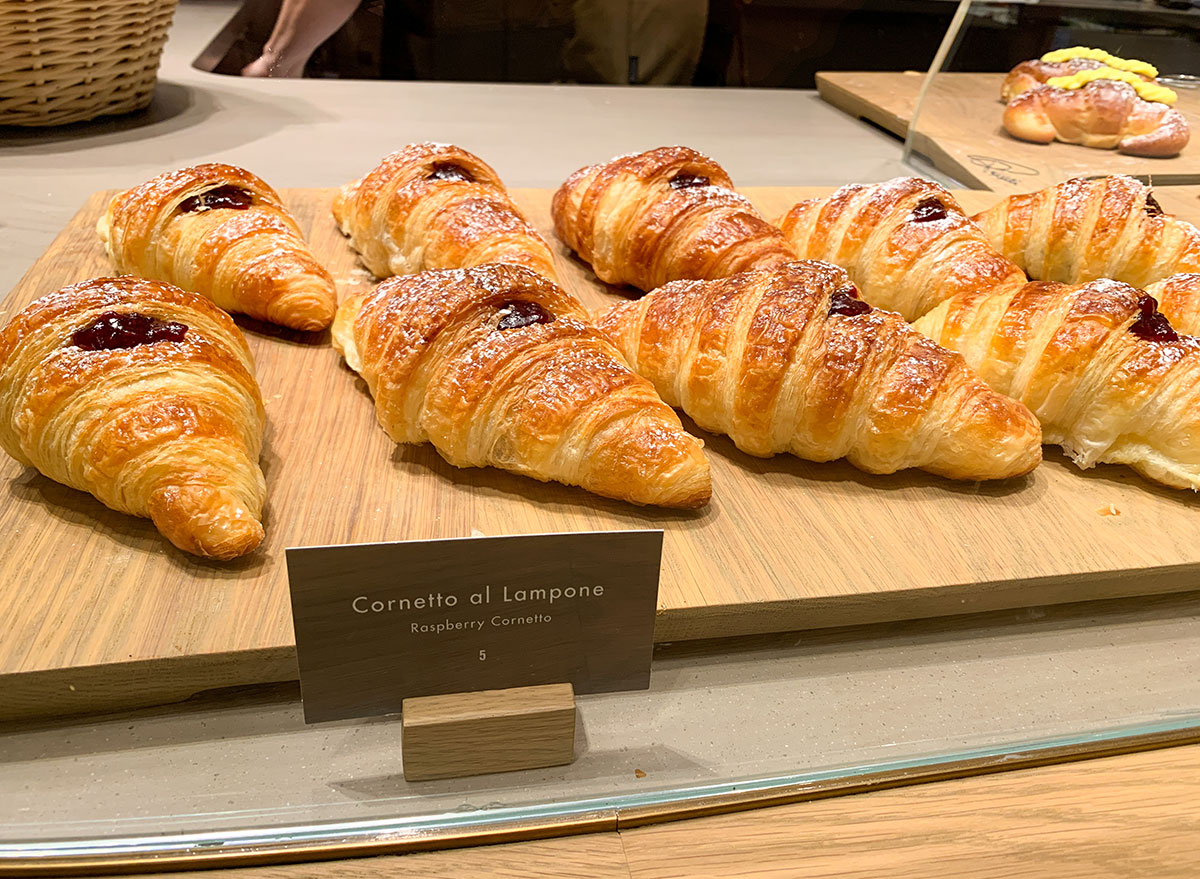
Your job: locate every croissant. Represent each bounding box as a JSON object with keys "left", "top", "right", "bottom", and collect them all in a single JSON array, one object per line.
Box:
[
  {"left": 0, "top": 277, "right": 267, "bottom": 558},
  {"left": 777, "top": 177, "right": 1027, "bottom": 321},
  {"left": 98, "top": 164, "right": 336, "bottom": 332},
  {"left": 332, "top": 143, "right": 559, "bottom": 283},
  {"left": 332, "top": 263, "right": 711, "bottom": 508},
  {"left": 1146, "top": 273, "right": 1200, "bottom": 335},
  {"left": 551, "top": 146, "right": 795, "bottom": 292},
  {"left": 1002, "top": 80, "right": 1189, "bottom": 157},
  {"left": 972, "top": 176, "right": 1200, "bottom": 289},
  {"left": 594, "top": 260, "right": 1042, "bottom": 481},
  {"left": 913, "top": 279, "right": 1200, "bottom": 490}
]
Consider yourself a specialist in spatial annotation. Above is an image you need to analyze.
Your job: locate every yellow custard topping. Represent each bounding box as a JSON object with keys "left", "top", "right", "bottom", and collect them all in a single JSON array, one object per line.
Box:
[
  {"left": 1041, "top": 46, "right": 1158, "bottom": 79},
  {"left": 1045, "top": 67, "right": 1177, "bottom": 105}
]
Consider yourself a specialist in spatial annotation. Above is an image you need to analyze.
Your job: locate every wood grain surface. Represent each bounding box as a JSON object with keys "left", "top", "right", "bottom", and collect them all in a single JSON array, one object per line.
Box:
[
  {"left": 618, "top": 741, "right": 1200, "bottom": 879},
  {"left": 816, "top": 71, "right": 1200, "bottom": 191},
  {"left": 402, "top": 683, "right": 576, "bottom": 781},
  {"left": 4, "top": 185, "right": 1200, "bottom": 723},
  {"left": 98, "top": 834, "right": 634, "bottom": 879},
  {"left": 96, "top": 743, "right": 1200, "bottom": 879}
]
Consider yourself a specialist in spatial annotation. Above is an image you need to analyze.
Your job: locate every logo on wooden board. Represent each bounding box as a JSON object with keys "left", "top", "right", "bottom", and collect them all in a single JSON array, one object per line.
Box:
[
  {"left": 286, "top": 530, "right": 663, "bottom": 723},
  {"left": 965, "top": 155, "right": 1040, "bottom": 187}
]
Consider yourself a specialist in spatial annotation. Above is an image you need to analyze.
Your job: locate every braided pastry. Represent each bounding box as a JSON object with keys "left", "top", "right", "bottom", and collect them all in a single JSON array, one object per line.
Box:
[
  {"left": 595, "top": 260, "right": 1042, "bottom": 481},
  {"left": 332, "top": 143, "right": 559, "bottom": 283},
  {"left": 333, "top": 263, "right": 711, "bottom": 508},
  {"left": 98, "top": 163, "right": 337, "bottom": 331},
  {"left": 1002, "top": 58, "right": 1106, "bottom": 102},
  {"left": 1002, "top": 79, "right": 1188, "bottom": 157},
  {"left": 0, "top": 277, "right": 267, "bottom": 558},
  {"left": 551, "top": 146, "right": 795, "bottom": 292},
  {"left": 972, "top": 176, "right": 1200, "bottom": 289},
  {"left": 914, "top": 279, "right": 1200, "bottom": 490},
  {"left": 1001, "top": 47, "right": 1158, "bottom": 103},
  {"left": 777, "top": 177, "right": 1026, "bottom": 321}
]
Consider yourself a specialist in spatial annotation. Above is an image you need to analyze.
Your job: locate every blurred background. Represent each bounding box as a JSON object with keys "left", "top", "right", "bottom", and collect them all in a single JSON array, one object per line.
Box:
[{"left": 196, "top": 0, "right": 1200, "bottom": 87}]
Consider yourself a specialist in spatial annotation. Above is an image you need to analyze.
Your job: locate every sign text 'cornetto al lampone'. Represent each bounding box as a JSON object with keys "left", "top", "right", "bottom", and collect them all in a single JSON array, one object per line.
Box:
[{"left": 286, "top": 530, "right": 662, "bottom": 723}]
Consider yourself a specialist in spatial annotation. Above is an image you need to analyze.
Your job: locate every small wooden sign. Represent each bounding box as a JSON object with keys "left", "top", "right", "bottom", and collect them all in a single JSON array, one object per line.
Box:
[
  {"left": 286, "top": 530, "right": 662, "bottom": 723},
  {"left": 401, "top": 683, "right": 577, "bottom": 781}
]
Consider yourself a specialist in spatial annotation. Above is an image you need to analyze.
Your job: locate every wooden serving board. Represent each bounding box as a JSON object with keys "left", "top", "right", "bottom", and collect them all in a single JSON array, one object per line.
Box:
[
  {"left": 817, "top": 71, "right": 1200, "bottom": 192},
  {"left": 4, "top": 186, "right": 1200, "bottom": 723}
]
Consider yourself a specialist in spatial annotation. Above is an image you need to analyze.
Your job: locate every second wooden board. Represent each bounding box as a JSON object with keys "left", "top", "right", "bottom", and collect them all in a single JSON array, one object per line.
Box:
[
  {"left": 816, "top": 71, "right": 1200, "bottom": 192},
  {"left": 3, "top": 186, "right": 1200, "bottom": 723}
]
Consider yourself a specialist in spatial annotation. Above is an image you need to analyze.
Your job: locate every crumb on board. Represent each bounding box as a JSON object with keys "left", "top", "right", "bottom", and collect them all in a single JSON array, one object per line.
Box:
[
  {"left": 1097, "top": 504, "right": 1120, "bottom": 516},
  {"left": 635, "top": 769, "right": 646, "bottom": 778}
]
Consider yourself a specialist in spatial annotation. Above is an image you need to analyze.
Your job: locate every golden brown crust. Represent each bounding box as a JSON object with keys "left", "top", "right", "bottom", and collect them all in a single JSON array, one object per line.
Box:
[
  {"left": 1000, "top": 58, "right": 1107, "bottom": 102},
  {"left": 331, "top": 263, "right": 710, "bottom": 508},
  {"left": 0, "top": 277, "right": 267, "bottom": 558},
  {"left": 914, "top": 278, "right": 1200, "bottom": 489},
  {"left": 551, "top": 146, "right": 795, "bottom": 291},
  {"left": 98, "top": 163, "right": 337, "bottom": 331},
  {"left": 332, "top": 143, "right": 559, "bottom": 283},
  {"left": 1147, "top": 273, "right": 1200, "bottom": 335},
  {"left": 1002, "top": 81, "right": 1189, "bottom": 157},
  {"left": 595, "top": 259, "right": 1042, "bottom": 481},
  {"left": 777, "top": 177, "right": 1028, "bottom": 321},
  {"left": 972, "top": 176, "right": 1200, "bottom": 288}
]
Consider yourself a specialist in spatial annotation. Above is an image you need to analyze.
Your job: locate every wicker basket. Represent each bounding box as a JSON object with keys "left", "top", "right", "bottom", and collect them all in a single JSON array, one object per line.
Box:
[{"left": 0, "top": 0, "right": 179, "bottom": 127}]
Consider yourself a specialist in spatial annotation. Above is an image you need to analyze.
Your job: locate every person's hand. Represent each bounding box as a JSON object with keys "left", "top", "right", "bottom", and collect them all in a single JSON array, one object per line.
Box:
[
  {"left": 239, "top": 0, "right": 362, "bottom": 78},
  {"left": 241, "top": 48, "right": 301, "bottom": 78}
]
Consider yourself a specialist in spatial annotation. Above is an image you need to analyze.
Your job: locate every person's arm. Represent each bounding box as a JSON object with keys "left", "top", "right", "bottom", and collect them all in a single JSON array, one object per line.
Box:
[{"left": 241, "top": 0, "right": 363, "bottom": 77}]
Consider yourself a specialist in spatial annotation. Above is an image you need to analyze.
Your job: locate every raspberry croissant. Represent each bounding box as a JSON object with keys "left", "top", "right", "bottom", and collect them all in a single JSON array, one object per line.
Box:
[
  {"left": 332, "top": 142, "right": 559, "bottom": 283},
  {"left": 0, "top": 277, "right": 267, "bottom": 558},
  {"left": 552, "top": 146, "right": 795, "bottom": 292},
  {"left": 1146, "top": 273, "right": 1200, "bottom": 336},
  {"left": 332, "top": 263, "right": 711, "bottom": 508},
  {"left": 595, "top": 260, "right": 1042, "bottom": 481},
  {"left": 913, "top": 279, "right": 1200, "bottom": 490},
  {"left": 98, "top": 163, "right": 337, "bottom": 331},
  {"left": 778, "top": 178, "right": 1027, "bottom": 321},
  {"left": 971, "top": 176, "right": 1200, "bottom": 288}
]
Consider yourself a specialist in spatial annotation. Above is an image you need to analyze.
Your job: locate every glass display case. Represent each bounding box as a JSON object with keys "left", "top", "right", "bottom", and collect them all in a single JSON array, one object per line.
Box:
[
  {"left": 3, "top": 1, "right": 1200, "bottom": 873},
  {"left": 6, "top": 597, "right": 1200, "bottom": 871}
]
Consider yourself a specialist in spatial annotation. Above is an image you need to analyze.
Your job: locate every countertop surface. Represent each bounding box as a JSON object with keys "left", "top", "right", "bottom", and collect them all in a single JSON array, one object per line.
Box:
[{"left": 97, "top": 743, "right": 1200, "bottom": 879}]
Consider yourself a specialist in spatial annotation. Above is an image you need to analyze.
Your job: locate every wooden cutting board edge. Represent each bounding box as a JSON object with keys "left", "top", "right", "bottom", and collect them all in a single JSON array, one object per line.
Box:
[{"left": 3, "top": 183, "right": 1200, "bottom": 725}]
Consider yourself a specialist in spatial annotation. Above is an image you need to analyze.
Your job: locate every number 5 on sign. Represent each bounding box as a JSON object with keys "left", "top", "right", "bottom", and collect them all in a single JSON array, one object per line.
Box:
[{"left": 479, "top": 650, "right": 487, "bottom": 661}]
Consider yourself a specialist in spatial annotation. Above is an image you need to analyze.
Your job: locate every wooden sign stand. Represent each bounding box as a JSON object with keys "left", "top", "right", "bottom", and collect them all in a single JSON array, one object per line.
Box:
[{"left": 401, "top": 683, "right": 577, "bottom": 781}]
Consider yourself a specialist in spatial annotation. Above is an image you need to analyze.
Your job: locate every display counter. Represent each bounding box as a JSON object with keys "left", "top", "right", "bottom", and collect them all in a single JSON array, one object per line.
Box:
[{"left": 2, "top": 2, "right": 1200, "bottom": 874}]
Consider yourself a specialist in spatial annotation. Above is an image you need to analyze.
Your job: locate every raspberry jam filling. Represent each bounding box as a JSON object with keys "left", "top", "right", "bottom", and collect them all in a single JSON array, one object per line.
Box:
[
  {"left": 911, "top": 197, "right": 949, "bottom": 223},
  {"left": 669, "top": 172, "right": 710, "bottom": 189},
  {"left": 178, "top": 185, "right": 254, "bottom": 213},
  {"left": 72, "top": 312, "right": 188, "bottom": 350},
  {"left": 427, "top": 162, "right": 474, "bottom": 182},
  {"left": 828, "top": 285, "right": 871, "bottom": 316},
  {"left": 1129, "top": 294, "right": 1178, "bottom": 342},
  {"left": 497, "top": 301, "right": 553, "bottom": 330}
]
